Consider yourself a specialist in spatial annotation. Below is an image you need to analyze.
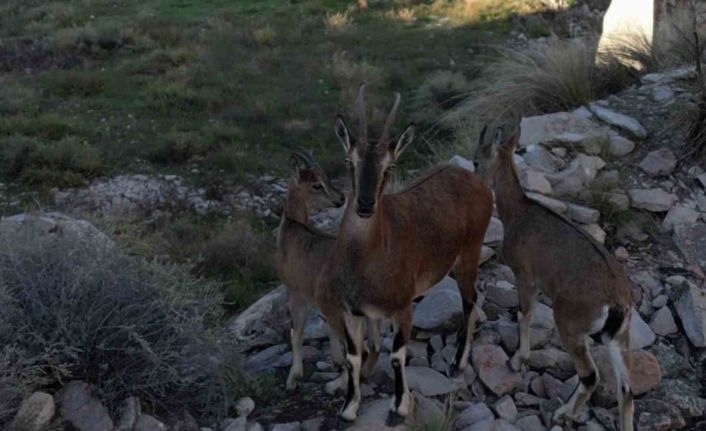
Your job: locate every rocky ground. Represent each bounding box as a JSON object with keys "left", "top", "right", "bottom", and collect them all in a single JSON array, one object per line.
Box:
[{"left": 4, "top": 64, "right": 706, "bottom": 431}]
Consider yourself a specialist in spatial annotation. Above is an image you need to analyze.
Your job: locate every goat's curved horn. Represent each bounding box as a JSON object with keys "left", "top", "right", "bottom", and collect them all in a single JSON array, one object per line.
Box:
[
  {"left": 380, "top": 92, "right": 401, "bottom": 143},
  {"left": 356, "top": 84, "right": 368, "bottom": 143},
  {"left": 291, "top": 151, "right": 315, "bottom": 168}
]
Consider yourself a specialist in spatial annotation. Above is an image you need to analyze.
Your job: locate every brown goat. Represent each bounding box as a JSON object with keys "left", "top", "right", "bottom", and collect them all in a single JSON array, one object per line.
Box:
[
  {"left": 276, "top": 152, "right": 379, "bottom": 393},
  {"left": 320, "top": 86, "right": 493, "bottom": 423},
  {"left": 476, "top": 128, "right": 634, "bottom": 431}
]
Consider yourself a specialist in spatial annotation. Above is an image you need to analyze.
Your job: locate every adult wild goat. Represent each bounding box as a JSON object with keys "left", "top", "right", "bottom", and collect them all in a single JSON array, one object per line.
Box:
[
  {"left": 476, "top": 128, "right": 634, "bottom": 431},
  {"left": 322, "top": 86, "right": 493, "bottom": 423},
  {"left": 276, "top": 152, "right": 380, "bottom": 393}
]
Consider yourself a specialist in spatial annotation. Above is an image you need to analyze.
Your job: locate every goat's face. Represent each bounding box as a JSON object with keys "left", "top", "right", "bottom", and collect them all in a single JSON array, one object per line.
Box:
[
  {"left": 334, "top": 116, "right": 414, "bottom": 218},
  {"left": 290, "top": 152, "right": 346, "bottom": 210},
  {"left": 475, "top": 126, "right": 518, "bottom": 185}
]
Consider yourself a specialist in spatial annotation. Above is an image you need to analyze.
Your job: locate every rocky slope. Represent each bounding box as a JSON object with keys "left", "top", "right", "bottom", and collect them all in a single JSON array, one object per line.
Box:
[{"left": 4, "top": 65, "right": 706, "bottom": 431}]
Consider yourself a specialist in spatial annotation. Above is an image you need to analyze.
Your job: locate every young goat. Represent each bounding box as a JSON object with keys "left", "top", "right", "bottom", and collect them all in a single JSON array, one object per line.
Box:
[
  {"left": 276, "top": 152, "right": 379, "bottom": 393},
  {"left": 321, "top": 86, "right": 493, "bottom": 423},
  {"left": 476, "top": 129, "right": 634, "bottom": 431}
]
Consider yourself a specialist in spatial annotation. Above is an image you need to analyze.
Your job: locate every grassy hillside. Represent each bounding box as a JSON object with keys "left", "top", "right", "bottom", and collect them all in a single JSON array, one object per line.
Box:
[{"left": 0, "top": 0, "right": 561, "bottom": 191}]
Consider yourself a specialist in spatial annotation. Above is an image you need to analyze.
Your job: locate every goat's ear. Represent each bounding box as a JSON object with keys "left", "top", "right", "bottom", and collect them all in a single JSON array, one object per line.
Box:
[
  {"left": 390, "top": 123, "right": 415, "bottom": 160},
  {"left": 335, "top": 115, "right": 352, "bottom": 153}
]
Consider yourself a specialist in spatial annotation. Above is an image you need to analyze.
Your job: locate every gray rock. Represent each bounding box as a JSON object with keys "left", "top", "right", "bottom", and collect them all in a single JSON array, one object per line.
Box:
[
  {"left": 228, "top": 287, "right": 288, "bottom": 344},
  {"left": 641, "top": 66, "right": 695, "bottom": 84},
  {"left": 589, "top": 104, "right": 647, "bottom": 139},
  {"left": 592, "top": 348, "right": 662, "bottom": 407},
  {"left": 413, "top": 277, "right": 463, "bottom": 330},
  {"left": 116, "top": 397, "right": 140, "bottom": 431},
  {"left": 527, "top": 348, "right": 573, "bottom": 371},
  {"left": 674, "top": 284, "right": 706, "bottom": 347},
  {"left": 442, "top": 345, "right": 457, "bottom": 364},
  {"left": 581, "top": 223, "right": 606, "bottom": 244},
  {"left": 566, "top": 203, "right": 600, "bottom": 224},
  {"left": 457, "top": 402, "right": 495, "bottom": 429},
  {"left": 271, "top": 423, "right": 301, "bottom": 431},
  {"left": 649, "top": 307, "right": 678, "bottom": 336},
  {"left": 8, "top": 392, "right": 55, "bottom": 431},
  {"left": 464, "top": 418, "right": 495, "bottom": 431},
  {"left": 608, "top": 134, "right": 635, "bottom": 156},
  {"left": 245, "top": 344, "right": 288, "bottom": 373},
  {"left": 663, "top": 206, "right": 700, "bottom": 232},
  {"left": 300, "top": 418, "right": 322, "bottom": 431},
  {"left": 628, "top": 188, "right": 677, "bottom": 212},
  {"left": 486, "top": 281, "right": 519, "bottom": 308},
  {"left": 493, "top": 396, "right": 517, "bottom": 422},
  {"left": 409, "top": 357, "right": 429, "bottom": 367},
  {"left": 520, "top": 170, "right": 553, "bottom": 195},
  {"left": 406, "top": 367, "right": 455, "bottom": 396},
  {"left": 630, "top": 309, "right": 656, "bottom": 350},
  {"left": 652, "top": 85, "right": 675, "bottom": 102},
  {"left": 0, "top": 212, "right": 113, "bottom": 250},
  {"left": 430, "top": 335, "right": 444, "bottom": 352},
  {"left": 639, "top": 148, "right": 677, "bottom": 177},
  {"left": 472, "top": 345, "right": 523, "bottom": 396},
  {"left": 515, "top": 415, "right": 546, "bottom": 431},
  {"left": 673, "top": 223, "right": 706, "bottom": 271},
  {"left": 347, "top": 398, "right": 411, "bottom": 430},
  {"left": 523, "top": 146, "right": 562, "bottom": 173},
  {"left": 520, "top": 112, "right": 608, "bottom": 155},
  {"left": 235, "top": 397, "right": 255, "bottom": 418},
  {"left": 630, "top": 271, "right": 663, "bottom": 297},
  {"left": 134, "top": 415, "right": 167, "bottom": 431},
  {"left": 605, "top": 191, "right": 630, "bottom": 211},
  {"left": 652, "top": 295, "right": 669, "bottom": 308},
  {"left": 484, "top": 217, "right": 505, "bottom": 244},
  {"left": 532, "top": 302, "right": 555, "bottom": 330},
  {"left": 56, "top": 381, "right": 114, "bottom": 431},
  {"left": 450, "top": 155, "right": 475, "bottom": 172},
  {"left": 496, "top": 320, "right": 552, "bottom": 353},
  {"left": 222, "top": 417, "right": 246, "bottom": 431},
  {"left": 514, "top": 392, "right": 542, "bottom": 408},
  {"left": 636, "top": 399, "right": 685, "bottom": 431},
  {"left": 652, "top": 378, "right": 706, "bottom": 418},
  {"left": 525, "top": 193, "right": 567, "bottom": 213},
  {"left": 492, "top": 419, "right": 522, "bottom": 431}
]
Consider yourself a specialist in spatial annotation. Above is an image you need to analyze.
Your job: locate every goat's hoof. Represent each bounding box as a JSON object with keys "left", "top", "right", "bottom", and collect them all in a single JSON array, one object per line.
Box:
[
  {"left": 336, "top": 416, "right": 353, "bottom": 430},
  {"left": 385, "top": 411, "right": 405, "bottom": 427},
  {"left": 286, "top": 373, "right": 302, "bottom": 392}
]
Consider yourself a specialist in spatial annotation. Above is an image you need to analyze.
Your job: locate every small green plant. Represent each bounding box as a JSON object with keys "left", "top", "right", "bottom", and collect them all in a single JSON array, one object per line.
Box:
[{"left": 44, "top": 69, "right": 106, "bottom": 97}]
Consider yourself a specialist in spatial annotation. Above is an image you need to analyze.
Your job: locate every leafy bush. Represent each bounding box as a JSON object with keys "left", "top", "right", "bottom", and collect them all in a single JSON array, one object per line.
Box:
[
  {"left": 43, "top": 70, "right": 106, "bottom": 97},
  {"left": 0, "top": 220, "right": 246, "bottom": 426}
]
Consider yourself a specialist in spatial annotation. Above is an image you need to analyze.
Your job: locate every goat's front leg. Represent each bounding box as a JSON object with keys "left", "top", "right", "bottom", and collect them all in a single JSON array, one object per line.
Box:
[
  {"left": 325, "top": 317, "right": 348, "bottom": 395},
  {"left": 286, "top": 290, "right": 308, "bottom": 391},
  {"left": 339, "top": 313, "right": 365, "bottom": 422},
  {"left": 510, "top": 281, "right": 538, "bottom": 372},
  {"left": 362, "top": 318, "right": 381, "bottom": 379},
  {"left": 387, "top": 306, "right": 413, "bottom": 426}
]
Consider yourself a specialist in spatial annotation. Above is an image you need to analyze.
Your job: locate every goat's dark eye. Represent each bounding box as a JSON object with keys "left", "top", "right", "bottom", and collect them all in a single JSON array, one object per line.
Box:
[
  {"left": 344, "top": 158, "right": 352, "bottom": 166},
  {"left": 313, "top": 184, "right": 323, "bottom": 191}
]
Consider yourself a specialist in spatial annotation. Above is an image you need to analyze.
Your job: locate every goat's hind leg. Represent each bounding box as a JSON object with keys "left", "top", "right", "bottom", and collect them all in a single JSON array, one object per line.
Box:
[
  {"left": 286, "top": 290, "right": 309, "bottom": 391},
  {"left": 362, "top": 318, "right": 381, "bottom": 379},
  {"left": 609, "top": 325, "right": 634, "bottom": 431},
  {"left": 451, "top": 249, "right": 480, "bottom": 374},
  {"left": 553, "top": 335, "right": 598, "bottom": 425}
]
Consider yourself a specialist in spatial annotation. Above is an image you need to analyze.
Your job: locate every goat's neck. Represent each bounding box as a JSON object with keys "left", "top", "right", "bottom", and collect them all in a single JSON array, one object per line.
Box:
[
  {"left": 493, "top": 154, "right": 529, "bottom": 223},
  {"left": 283, "top": 183, "right": 309, "bottom": 225}
]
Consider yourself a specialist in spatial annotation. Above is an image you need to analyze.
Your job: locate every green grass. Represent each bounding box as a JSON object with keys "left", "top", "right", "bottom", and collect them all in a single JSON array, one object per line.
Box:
[{"left": 0, "top": 0, "right": 552, "bottom": 190}]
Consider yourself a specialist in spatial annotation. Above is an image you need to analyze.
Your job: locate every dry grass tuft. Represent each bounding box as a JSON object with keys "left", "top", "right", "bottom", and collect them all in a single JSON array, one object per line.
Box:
[{"left": 325, "top": 11, "right": 353, "bottom": 33}]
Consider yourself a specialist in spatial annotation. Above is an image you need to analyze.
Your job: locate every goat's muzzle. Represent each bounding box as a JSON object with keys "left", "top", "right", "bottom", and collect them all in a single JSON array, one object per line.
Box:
[{"left": 356, "top": 197, "right": 375, "bottom": 218}]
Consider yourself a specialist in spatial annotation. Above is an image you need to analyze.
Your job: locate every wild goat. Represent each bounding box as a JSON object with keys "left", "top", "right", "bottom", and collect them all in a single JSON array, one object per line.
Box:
[
  {"left": 476, "top": 128, "right": 634, "bottom": 431},
  {"left": 276, "top": 152, "right": 379, "bottom": 393},
  {"left": 321, "top": 86, "right": 493, "bottom": 423}
]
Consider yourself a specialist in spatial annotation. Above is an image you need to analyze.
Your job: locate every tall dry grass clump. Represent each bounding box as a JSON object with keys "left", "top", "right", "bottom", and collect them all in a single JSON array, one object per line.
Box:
[{"left": 448, "top": 39, "right": 600, "bottom": 126}]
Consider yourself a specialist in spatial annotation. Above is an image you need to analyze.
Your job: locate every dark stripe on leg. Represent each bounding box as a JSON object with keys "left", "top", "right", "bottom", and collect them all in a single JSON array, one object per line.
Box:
[
  {"left": 581, "top": 371, "right": 597, "bottom": 390},
  {"left": 393, "top": 329, "right": 405, "bottom": 353},
  {"left": 344, "top": 360, "right": 355, "bottom": 406},
  {"left": 391, "top": 357, "right": 404, "bottom": 410}
]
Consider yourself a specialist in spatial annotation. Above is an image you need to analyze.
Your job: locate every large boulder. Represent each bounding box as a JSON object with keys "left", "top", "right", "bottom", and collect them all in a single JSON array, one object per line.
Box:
[
  {"left": 520, "top": 112, "right": 609, "bottom": 155},
  {"left": 228, "top": 286, "right": 288, "bottom": 345},
  {"left": 405, "top": 367, "right": 455, "bottom": 396},
  {"left": 0, "top": 212, "right": 113, "bottom": 250}
]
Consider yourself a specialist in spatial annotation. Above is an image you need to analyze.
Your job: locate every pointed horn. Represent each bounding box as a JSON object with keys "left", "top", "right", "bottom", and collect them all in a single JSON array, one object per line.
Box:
[
  {"left": 292, "top": 151, "right": 314, "bottom": 168},
  {"left": 380, "top": 92, "right": 401, "bottom": 143},
  {"left": 356, "top": 84, "right": 367, "bottom": 143}
]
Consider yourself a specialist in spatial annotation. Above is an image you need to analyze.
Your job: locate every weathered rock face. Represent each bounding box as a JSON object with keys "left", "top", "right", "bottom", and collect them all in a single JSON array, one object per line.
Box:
[
  {"left": 519, "top": 112, "right": 608, "bottom": 155},
  {"left": 56, "top": 381, "right": 114, "bottom": 431},
  {"left": 8, "top": 392, "right": 55, "bottom": 431},
  {"left": 673, "top": 223, "right": 706, "bottom": 272},
  {"left": 228, "top": 286, "right": 288, "bottom": 345},
  {"left": 635, "top": 399, "right": 686, "bottom": 431},
  {"left": 0, "top": 212, "right": 113, "bottom": 249},
  {"left": 663, "top": 206, "right": 700, "bottom": 232},
  {"left": 405, "top": 367, "right": 455, "bottom": 396}
]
